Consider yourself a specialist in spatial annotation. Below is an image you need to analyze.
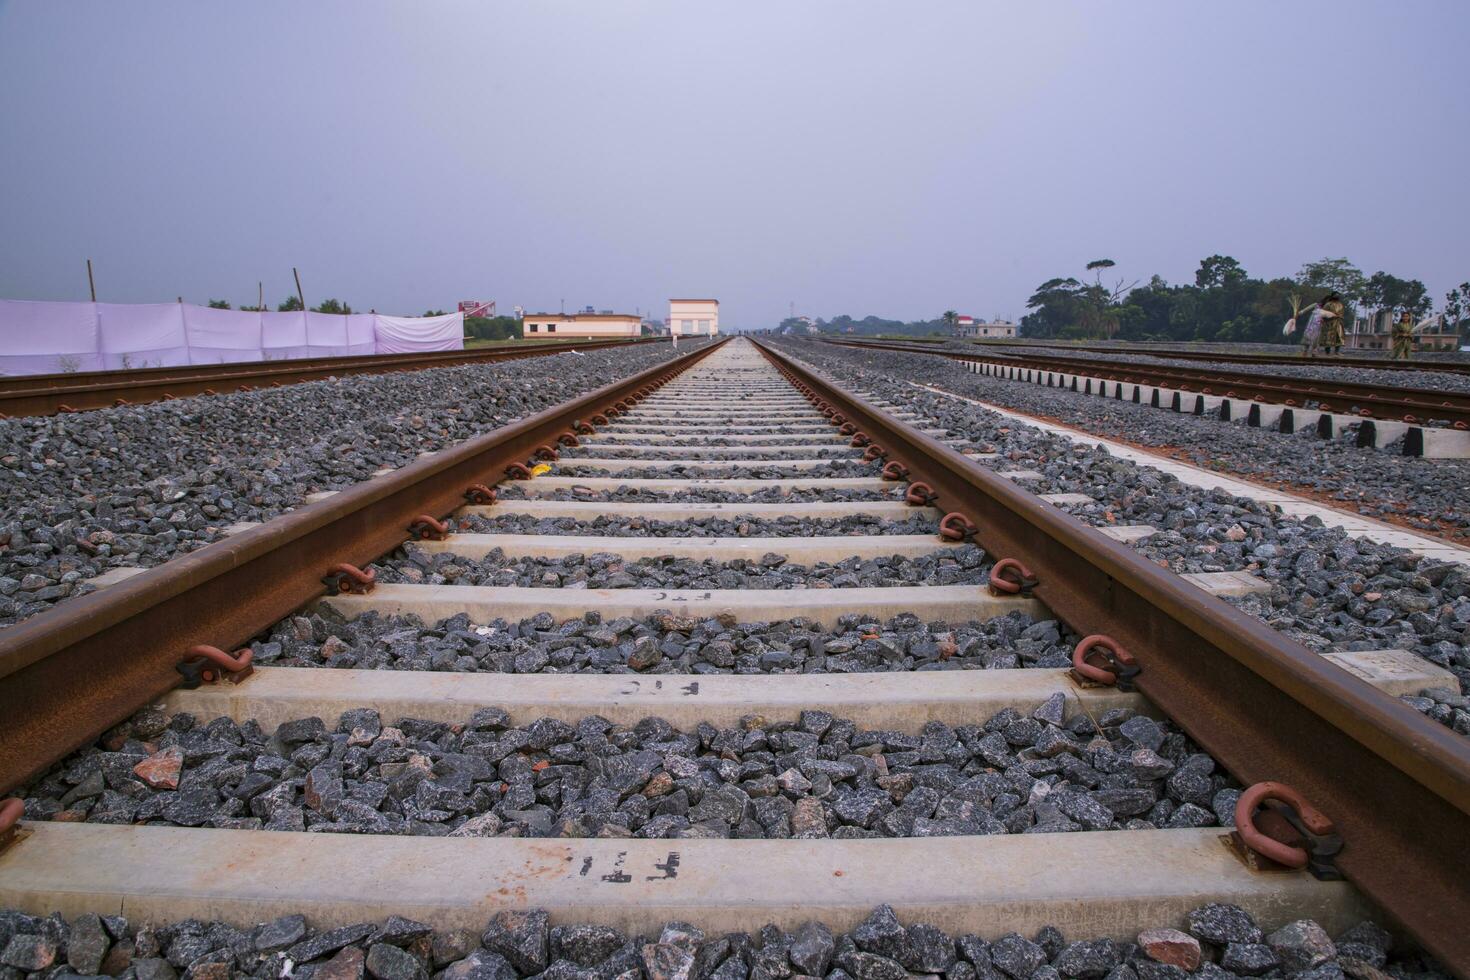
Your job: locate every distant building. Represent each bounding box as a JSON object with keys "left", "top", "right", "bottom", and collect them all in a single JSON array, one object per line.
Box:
[
  {"left": 458, "top": 300, "right": 496, "bottom": 318},
  {"left": 669, "top": 298, "right": 719, "bottom": 336},
  {"left": 1348, "top": 311, "right": 1459, "bottom": 352},
  {"left": 955, "top": 317, "right": 1016, "bottom": 339},
  {"left": 521, "top": 312, "right": 641, "bottom": 338}
]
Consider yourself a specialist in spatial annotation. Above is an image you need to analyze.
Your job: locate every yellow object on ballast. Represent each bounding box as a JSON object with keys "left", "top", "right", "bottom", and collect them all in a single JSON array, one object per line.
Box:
[{"left": 530, "top": 463, "right": 553, "bottom": 477}]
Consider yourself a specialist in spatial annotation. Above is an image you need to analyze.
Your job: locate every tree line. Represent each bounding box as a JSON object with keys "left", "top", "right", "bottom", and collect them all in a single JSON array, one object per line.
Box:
[{"left": 1021, "top": 256, "right": 1468, "bottom": 343}]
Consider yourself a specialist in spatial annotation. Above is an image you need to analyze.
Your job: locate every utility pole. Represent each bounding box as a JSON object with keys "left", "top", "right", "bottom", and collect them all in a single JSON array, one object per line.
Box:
[
  {"left": 258, "top": 282, "right": 264, "bottom": 312},
  {"left": 293, "top": 267, "right": 306, "bottom": 311},
  {"left": 86, "top": 259, "right": 96, "bottom": 301}
]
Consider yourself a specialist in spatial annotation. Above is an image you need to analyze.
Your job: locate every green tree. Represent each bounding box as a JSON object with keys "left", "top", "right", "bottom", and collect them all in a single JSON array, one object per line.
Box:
[
  {"left": 941, "top": 310, "right": 959, "bottom": 331},
  {"left": 207, "top": 299, "right": 232, "bottom": 309},
  {"left": 1195, "top": 255, "right": 1247, "bottom": 289},
  {"left": 422, "top": 309, "right": 449, "bottom": 317},
  {"left": 1444, "top": 283, "right": 1469, "bottom": 337},
  {"left": 277, "top": 296, "right": 304, "bottom": 312},
  {"left": 1362, "top": 272, "right": 1431, "bottom": 317},
  {"left": 464, "top": 316, "right": 522, "bottom": 340},
  {"left": 1296, "top": 257, "right": 1365, "bottom": 300},
  {"left": 312, "top": 298, "right": 352, "bottom": 315}
]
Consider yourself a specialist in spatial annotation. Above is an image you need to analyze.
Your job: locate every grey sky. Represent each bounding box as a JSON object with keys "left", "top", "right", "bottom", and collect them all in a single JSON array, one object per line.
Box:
[{"left": 2, "top": 1, "right": 1466, "bottom": 328}]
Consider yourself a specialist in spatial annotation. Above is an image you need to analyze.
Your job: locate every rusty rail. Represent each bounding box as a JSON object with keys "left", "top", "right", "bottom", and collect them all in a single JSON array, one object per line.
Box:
[
  {"left": 756, "top": 339, "right": 1470, "bottom": 972},
  {"left": 0, "top": 337, "right": 665, "bottom": 418},
  {"left": 825, "top": 337, "right": 1470, "bottom": 427},
  {"left": 0, "top": 339, "right": 726, "bottom": 794}
]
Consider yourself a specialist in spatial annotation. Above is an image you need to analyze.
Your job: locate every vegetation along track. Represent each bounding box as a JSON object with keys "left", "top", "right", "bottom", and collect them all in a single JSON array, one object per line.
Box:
[
  {"left": 826, "top": 337, "right": 1470, "bottom": 430},
  {"left": 0, "top": 337, "right": 1466, "bottom": 971},
  {"left": 0, "top": 336, "right": 665, "bottom": 418}
]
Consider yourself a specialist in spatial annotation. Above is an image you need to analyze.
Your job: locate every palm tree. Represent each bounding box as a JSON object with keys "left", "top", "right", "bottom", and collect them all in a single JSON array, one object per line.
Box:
[{"left": 941, "top": 310, "right": 959, "bottom": 335}]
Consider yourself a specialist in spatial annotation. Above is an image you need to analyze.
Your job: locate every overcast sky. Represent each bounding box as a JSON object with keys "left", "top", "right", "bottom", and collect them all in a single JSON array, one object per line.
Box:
[{"left": 1, "top": 1, "right": 1465, "bottom": 328}]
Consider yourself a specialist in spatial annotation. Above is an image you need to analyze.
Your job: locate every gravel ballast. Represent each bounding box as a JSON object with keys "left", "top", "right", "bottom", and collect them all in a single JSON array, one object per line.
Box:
[
  {"left": 454, "top": 513, "right": 941, "bottom": 538},
  {"left": 24, "top": 700, "right": 1233, "bottom": 839},
  {"left": 0, "top": 902, "right": 1436, "bottom": 980},
  {"left": 0, "top": 341, "right": 707, "bottom": 627},
  {"left": 371, "top": 544, "right": 989, "bottom": 590},
  {"left": 771, "top": 341, "right": 1470, "bottom": 713},
  {"left": 797, "top": 339, "right": 1470, "bottom": 535},
  {"left": 256, "top": 608, "right": 1078, "bottom": 674},
  {"left": 496, "top": 484, "right": 905, "bottom": 504}
]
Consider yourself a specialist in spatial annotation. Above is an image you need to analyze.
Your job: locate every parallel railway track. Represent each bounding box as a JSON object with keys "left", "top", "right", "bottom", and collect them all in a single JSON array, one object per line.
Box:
[
  {"left": 971, "top": 338, "right": 1470, "bottom": 377},
  {"left": 0, "top": 337, "right": 1465, "bottom": 970},
  {"left": 0, "top": 336, "right": 664, "bottom": 418},
  {"left": 826, "top": 338, "right": 1470, "bottom": 429}
]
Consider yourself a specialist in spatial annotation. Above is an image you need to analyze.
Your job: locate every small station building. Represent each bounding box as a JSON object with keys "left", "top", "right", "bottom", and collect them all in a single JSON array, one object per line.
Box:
[
  {"left": 521, "top": 313, "right": 642, "bottom": 338},
  {"left": 669, "top": 299, "right": 719, "bottom": 336}
]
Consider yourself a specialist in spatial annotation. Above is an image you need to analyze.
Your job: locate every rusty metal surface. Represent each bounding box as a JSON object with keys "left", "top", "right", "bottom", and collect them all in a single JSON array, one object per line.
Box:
[
  {"left": 758, "top": 340, "right": 1470, "bottom": 971},
  {"left": 0, "top": 338, "right": 664, "bottom": 417},
  {"left": 826, "top": 338, "right": 1470, "bottom": 427},
  {"left": 0, "top": 340, "right": 725, "bottom": 796}
]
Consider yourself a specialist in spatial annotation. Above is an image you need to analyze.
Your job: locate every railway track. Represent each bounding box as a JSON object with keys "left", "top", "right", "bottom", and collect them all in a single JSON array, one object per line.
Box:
[
  {"left": 826, "top": 338, "right": 1470, "bottom": 430},
  {"left": 971, "top": 338, "right": 1470, "bottom": 378},
  {"left": 0, "top": 336, "right": 664, "bottom": 418},
  {"left": 0, "top": 337, "right": 1466, "bottom": 972}
]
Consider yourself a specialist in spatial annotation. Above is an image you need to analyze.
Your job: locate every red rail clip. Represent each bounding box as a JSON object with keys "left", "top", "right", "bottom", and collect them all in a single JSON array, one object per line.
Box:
[
  {"left": 534, "top": 445, "right": 560, "bottom": 461},
  {"left": 850, "top": 432, "right": 871, "bottom": 448},
  {"left": 558, "top": 431, "right": 581, "bottom": 448},
  {"left": 322, "top": 562, "right": 376, "bottom": 596},
  {"left": 0, "top": 797, "right": 22, "bottom": 851},
  {"left": 505, "top": 462, "right": 533, "bottom": 480},
  {"left": 1070, "top": 635, "right": 1140, "bottom": 690},
  {"left": 464, "top": 484, "right": 497, "bottom": 505},
  {"left": 905, "top": 481, "right": 938, "bottom": 506},
  {"left": 1233, "top": 781, "right": 1342, "bottom": 879},
  {"left": 988, "top": 558, "right": 1038, "bottom": 597},
  {"left": 176, "top": 645, "right": 254, "bottom": 689},
  {"left": 408, "top": 514, "right": 449, "bottom": 541},
  {"left": 574, "top": 420, "right": 596, "bottom": 435},
  {"left": 880, "top": 461, "right": 910, "bottom": 481},
  {"left": 590, "top": 414, "right": 609, "bottom": 426},
  {"left": 862, "top": 445, "right": 887, "bottom": 462},
  {"left": 938, "top": 512, "right": 977, "bottom": 542},
  {"left": 839, "top": 422, "right": 857, "bottom": 436}
]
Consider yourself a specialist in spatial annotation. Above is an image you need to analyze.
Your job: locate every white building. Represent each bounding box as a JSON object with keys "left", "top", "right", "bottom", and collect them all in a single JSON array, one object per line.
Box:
[
  {"left": 956, "top": 318, "right": 1016, "bottom": 339},
  {"left": 521, "top": 313, "right": 642, "bottom": 338},
  {"left": 669, "top": 298, "right": 719, "bottom": 336}
]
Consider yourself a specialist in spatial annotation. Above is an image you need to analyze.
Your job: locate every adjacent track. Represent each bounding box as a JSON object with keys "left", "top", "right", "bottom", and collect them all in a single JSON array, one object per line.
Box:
[
  {"left": 971, "top": 338, "right": 1470, "bottom": 377},
  {"left": 826, "top": 338, "right": 1470, "bottom": 427},
  {"left": 0, "top": 337, "right": 1465, "bottom": 970},
  {"left": 0, "top": 336, "right": 664, "bottom": 418}
]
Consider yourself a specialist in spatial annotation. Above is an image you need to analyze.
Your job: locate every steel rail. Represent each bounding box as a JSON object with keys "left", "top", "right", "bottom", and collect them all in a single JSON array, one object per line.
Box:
[
  {"left": 969, "top": 339, "right": 1470, "bottom": 377},
  {"left": 824, "top": 338, "right": 1470, "bottom": 426},
  {"left": 0, "top": 339, "right": 727, "bottom": 795},
  {"left": 755, "top": 339, "right": 1470, "bottom": 972},
  {"left": 0, "top": 337, "right": 665, "bottom": 418}
]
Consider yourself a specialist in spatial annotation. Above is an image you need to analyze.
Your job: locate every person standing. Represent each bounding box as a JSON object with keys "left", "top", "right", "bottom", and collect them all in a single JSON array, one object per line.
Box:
[
  {"left": 1391, "top": 310, "right": 1415, "bottom": 359},
  {"left": 1300, "top": 300, "right": 1325, "bottom": 356},
  {"left": 1321, "top": 292, "right": 1347, "bottom": 355}
]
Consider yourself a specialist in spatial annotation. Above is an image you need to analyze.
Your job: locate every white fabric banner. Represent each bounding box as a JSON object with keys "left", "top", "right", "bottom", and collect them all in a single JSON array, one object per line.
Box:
[
  {"left": 261, "top": 311, "right": 309, "bottom": 361},
  {"left": 0, "top": 300, "right": 103, "bottom": 375},
  {"left": 97, "top": 303, "right": 190, "bottom": 370},
  {"left": 0, "top": 301, "right": 464, "bottom": 375},
  {"left": 184, "top": 304, "right": 263, "bottom": 365},
  {"left": 372, "top": 312, "right": 464, "bottom": 354}
]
